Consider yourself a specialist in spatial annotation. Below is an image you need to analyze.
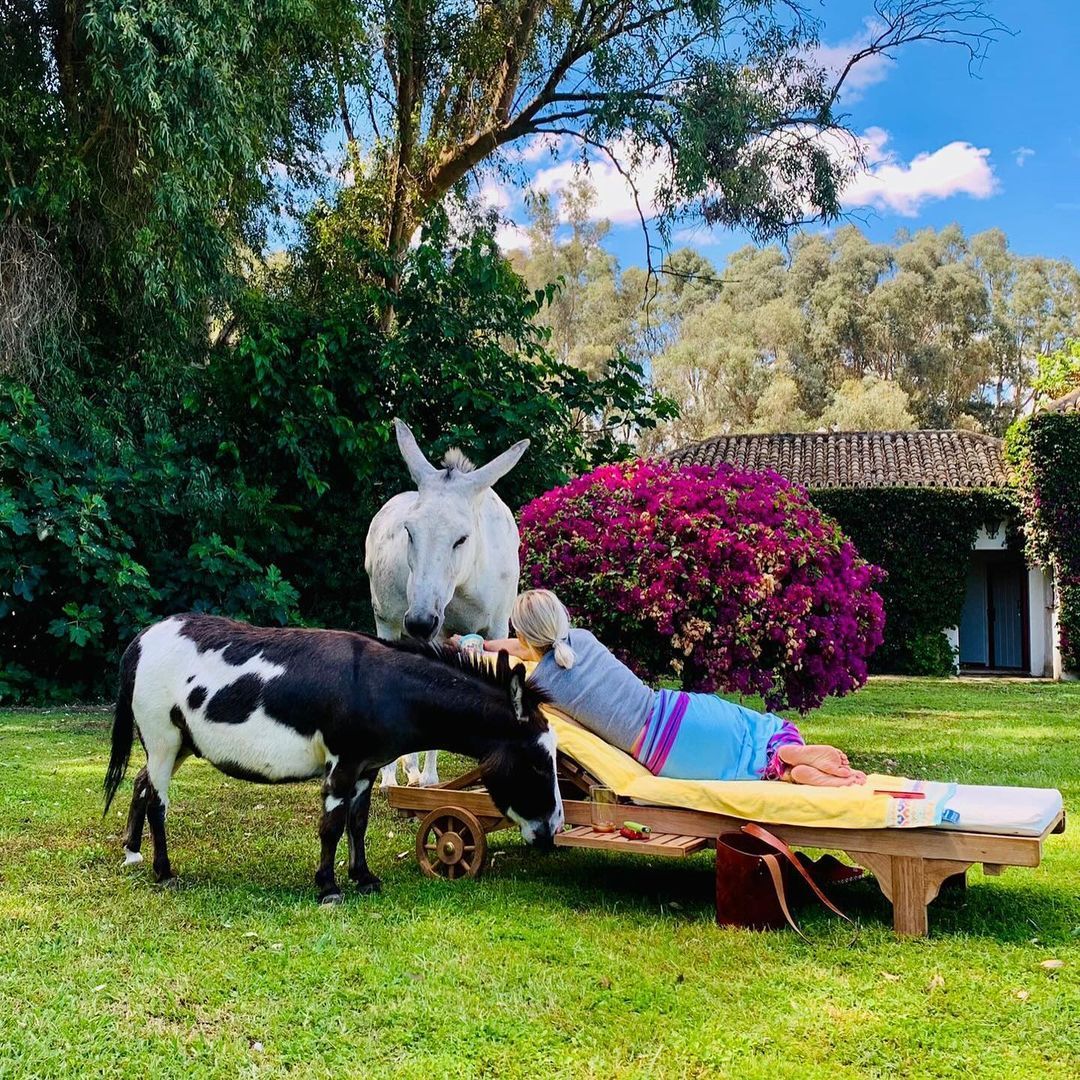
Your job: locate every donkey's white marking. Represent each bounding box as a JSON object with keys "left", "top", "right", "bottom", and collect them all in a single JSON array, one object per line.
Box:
[
  {"left": 366, "top": 420, "right": 528, "bottom": 789},
  {"left": 324, "top": 795, "right": 344, "bottom": 812},
  {"left": 539, "top": 728, "right": 564, "bottom": 836},
  {"left": 505, "top": 730, "right": 564, "bottom": 842},
  {"left": 133, "top": 619, "right": 334, "bottom": 789},
  {"left": 123, "top": 847, "right": 144, "bottom": 866}
]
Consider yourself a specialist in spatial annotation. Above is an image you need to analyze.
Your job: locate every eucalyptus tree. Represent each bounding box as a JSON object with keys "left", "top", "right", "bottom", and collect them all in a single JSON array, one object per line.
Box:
[
  {"left": 1, "top": 0, "right": 343, "bottom": 372},
  {"left": 330, "top": 1, "right": 1003, "bottom": 277}
]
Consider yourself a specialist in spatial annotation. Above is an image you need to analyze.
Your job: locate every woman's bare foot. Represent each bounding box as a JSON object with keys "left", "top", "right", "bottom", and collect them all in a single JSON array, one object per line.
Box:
[
  {"left": 778, "top": 743, "right": 861, "bottom": 778},
  {"left": 789, "top": 763, "right": 867, "bottom": 787}
]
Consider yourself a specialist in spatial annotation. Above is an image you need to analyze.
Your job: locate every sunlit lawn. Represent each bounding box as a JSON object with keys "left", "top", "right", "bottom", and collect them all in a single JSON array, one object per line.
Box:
[{"left": 0, "top": 677, "right": 1077, "bottom": 1078}]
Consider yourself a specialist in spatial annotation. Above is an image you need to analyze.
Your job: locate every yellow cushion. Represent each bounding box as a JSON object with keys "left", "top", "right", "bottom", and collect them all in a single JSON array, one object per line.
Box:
[
  {"left": 508, "top": 655, "right": 923, "bottom": 829},
  {"left": 545, "top": 708, "right": 914, "bottom": 830}
]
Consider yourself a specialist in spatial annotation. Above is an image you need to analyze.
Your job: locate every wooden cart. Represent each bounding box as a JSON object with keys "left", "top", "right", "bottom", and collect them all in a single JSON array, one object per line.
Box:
[{"left": 387, "top": 752, "right": 1066, "bottom": 938}]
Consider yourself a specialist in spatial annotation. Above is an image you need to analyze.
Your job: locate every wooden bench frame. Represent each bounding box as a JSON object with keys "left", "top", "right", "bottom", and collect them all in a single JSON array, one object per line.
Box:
[{"left": 388, "top": 754, "right": 1065, "bottom": 938}]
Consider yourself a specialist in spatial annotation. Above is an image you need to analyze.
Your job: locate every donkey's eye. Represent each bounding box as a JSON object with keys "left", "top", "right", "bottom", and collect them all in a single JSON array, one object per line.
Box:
[{"left": 453, "top": 535, "right": 468, "bottom": 549}]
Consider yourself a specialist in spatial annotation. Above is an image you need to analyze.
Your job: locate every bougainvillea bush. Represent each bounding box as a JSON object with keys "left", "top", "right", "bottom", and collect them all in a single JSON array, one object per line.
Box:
[
  {"left": 1008, "top": 409, "right": 1080, "bottom": 672},
  {"left": 519, "top": 460, "right": 886, "bottom": 713}
]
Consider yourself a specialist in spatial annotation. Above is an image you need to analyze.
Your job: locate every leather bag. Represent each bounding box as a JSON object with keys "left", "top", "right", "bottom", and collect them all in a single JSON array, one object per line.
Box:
[{"left": 715, "top": 822, "right": 855, "bottom": 940}]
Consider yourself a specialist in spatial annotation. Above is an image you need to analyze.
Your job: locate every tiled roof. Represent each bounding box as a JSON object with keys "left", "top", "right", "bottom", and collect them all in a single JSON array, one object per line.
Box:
[
  {"left": 667, "top": 430, "right": 1009, "bottom": 490},
  {"left": 1044, "top": 387, "right": 1080, "bottom": 414}
]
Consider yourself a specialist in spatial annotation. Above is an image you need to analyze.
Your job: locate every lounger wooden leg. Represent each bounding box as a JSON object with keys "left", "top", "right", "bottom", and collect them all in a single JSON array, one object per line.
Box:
[
  {"left": 846, "top": 852, "right": 972, "bottom": 938},
  {"left": 890, "top": 856, "right": 929, "bottom": 938}
]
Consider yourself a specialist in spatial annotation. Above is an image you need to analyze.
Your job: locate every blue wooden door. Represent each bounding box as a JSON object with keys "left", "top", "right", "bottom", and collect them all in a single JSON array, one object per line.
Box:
[
  {"left": 988, "top": 564, "right": 1024, "bottom": 670},
  {"left": 958, "top": 563, "right": 988, "bottom": 666}
]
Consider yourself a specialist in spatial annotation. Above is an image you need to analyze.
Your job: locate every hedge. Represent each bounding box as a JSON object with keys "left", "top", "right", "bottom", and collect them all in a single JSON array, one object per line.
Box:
[
  {"left": 812, "top": 488, "right": 1019, "bottom": 675},
  {"left": 1008, "top": 410, "right": 1080, "bottom": 672}
]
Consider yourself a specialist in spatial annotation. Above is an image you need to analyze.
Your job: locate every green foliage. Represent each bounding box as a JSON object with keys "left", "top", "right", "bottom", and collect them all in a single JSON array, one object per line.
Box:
[
  {"left": 812, "top": 488, "right": 1017, "bottom": 675},
  {"left": 214, "top": 214, "right": 675, "bottom": 624},
  {"left": 1030, "top": 340, "right": 1080, "bottom": 403},
  {"left": 1007, "top": 403, "right": 1080, "bottom": 672},
  {"left": 1, "top": 0, "right": 337, "bottom": 363},
  {"left": 647, "top": 225, "right": 1080, "bottom": 449},
  {"left": 818, "top": 375, "right": 916, "bottom": 432},
  {"left": 0, "top": 382, "right": 299, "bottom": 702},
  {"left": 0, "top": 220, "right": 674, "bottom": 701}
]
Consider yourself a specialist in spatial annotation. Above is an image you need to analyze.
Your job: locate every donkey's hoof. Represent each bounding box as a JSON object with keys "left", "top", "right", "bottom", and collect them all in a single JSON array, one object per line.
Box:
[
  {"left": 122, "top": 848, "right": 144, "bottom": 867},
  {"left": 351, "top": 874, "right": 382, "bottom": 895},
  {"left": 320, "top": 891, "right": 344, "bottom": 906},
  {"left": 157, "top": 875, "right": 180, "bottom": 889},
  {"left": 405, "top": 772, "right": 423, "bottom": 787}
]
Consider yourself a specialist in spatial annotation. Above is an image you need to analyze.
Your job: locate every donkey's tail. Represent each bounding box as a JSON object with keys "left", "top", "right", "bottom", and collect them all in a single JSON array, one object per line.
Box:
[{"left": 104, "top": 637, "right": 141, "bottom": 814}]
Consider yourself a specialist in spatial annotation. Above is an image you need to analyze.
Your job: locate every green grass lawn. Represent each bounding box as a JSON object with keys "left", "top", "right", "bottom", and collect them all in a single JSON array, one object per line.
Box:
[{"left": 1, "top": 677, "right": 1077, "bottom": 1079}]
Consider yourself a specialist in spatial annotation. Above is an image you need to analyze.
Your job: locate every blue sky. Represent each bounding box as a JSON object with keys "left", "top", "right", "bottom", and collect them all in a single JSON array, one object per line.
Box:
[{"left": 480, "top": 0, "right": 1080, "bottom": 271}]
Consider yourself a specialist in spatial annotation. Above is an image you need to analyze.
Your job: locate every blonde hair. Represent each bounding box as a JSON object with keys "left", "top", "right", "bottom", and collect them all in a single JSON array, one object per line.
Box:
[{"left": 511, "top": 589, "right": 575, "bottom": 669}]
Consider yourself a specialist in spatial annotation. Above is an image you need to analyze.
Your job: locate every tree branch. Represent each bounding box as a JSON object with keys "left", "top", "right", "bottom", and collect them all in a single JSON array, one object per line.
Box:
[
  {"left": 822, "top": 1, "right": 1008, "bottom": 116},
  {"left": 335, "top": 53, "right": 356, "bottom": 145}
]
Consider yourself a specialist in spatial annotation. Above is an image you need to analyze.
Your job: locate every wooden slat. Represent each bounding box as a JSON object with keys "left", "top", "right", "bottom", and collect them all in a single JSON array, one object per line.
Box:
[{"left": 555, "top": 827, "right": 706, "bottom": 857}]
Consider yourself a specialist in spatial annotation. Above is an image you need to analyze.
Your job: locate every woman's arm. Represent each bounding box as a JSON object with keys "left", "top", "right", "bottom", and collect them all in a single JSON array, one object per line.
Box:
[{"left": 482, "top": 637, "right": 529, "bottom": 658}]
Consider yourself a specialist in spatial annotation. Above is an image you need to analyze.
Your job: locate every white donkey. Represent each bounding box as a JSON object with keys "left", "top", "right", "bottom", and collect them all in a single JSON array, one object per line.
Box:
[{"left": 365, "top": 419, "right": 529, "bottom": 788}]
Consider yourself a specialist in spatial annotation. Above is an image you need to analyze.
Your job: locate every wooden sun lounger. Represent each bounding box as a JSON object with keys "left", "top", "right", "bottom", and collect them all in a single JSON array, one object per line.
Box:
[{"left": 387, "top": 753, "right": 1066, "bottom": 938}]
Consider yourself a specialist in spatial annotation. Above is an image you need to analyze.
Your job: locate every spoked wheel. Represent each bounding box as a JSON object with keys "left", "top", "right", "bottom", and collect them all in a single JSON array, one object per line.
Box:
[{"left": 416, "top": 807, "right": 488, "bottom": 880}]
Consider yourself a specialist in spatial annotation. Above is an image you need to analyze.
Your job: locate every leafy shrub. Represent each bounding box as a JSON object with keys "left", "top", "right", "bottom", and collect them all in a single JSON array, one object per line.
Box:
[
  {"left": 205, "top": 215, "right": 675, "bottom": 630},
  {"left": 812, "top": 488, "right": 1017, "bottom": 675},
  {"left": 0, "top": 382, "right": 299, "bottom": 702},
  {"left": 518, "top": 460, "right": 885, "bottom": 713},
  {"left": 905, "top": 630, "right": 959, "bottom": 678},
  {"left": 1008, "top": 409, "right": 1080, "bottom": 672},
  {"left": 1, "top": 220, "right": 674, "bottom": 702}
]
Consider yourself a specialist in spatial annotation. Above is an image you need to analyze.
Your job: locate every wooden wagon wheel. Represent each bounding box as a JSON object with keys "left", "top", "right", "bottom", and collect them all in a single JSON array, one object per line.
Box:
[{"left": 416, "top": 807, "right": 488, "bottom": 880}]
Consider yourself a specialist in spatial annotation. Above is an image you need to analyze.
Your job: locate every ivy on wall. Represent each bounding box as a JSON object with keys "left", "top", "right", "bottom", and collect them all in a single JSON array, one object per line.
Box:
[
  {"left": 812, "top": 488, "right": 1018, "bottom": 675},
  {"left": 1007, "top": 411, "right": 1080, "bottom": 672}
]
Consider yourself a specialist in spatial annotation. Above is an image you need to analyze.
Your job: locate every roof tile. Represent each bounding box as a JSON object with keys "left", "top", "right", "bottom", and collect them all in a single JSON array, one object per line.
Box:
[{"left": 666, "top": 430, "right": 1008, "bottom": 490}]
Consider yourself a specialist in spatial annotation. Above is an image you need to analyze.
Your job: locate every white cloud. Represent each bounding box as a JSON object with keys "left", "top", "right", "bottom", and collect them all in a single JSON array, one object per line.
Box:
[
  {"left": 505, "top": 132, "right": 572, "bottom": 164},
  {"left": 494, "top": 221, "right": 532, "bottom": 252},
  {"left": 530, "top": 137, "right": 668, "bottom": 225},
  {"left": 839, "top": 128, "right": 998, "bottom": 216},
  {"left": 474, "top": 179, "right": 531, "bottom": 251},
  {"left": 811, "top": 21, "right": 895, "bottom": 103},
  {"left": 671, "top": 225, "right": 726, "bottom": 247},
  {"left": 1013, "top": 146, "right": 1035, "bottom": 167},
  {"left": 477, "top": 179, "right": 513, "bottom": 213}
]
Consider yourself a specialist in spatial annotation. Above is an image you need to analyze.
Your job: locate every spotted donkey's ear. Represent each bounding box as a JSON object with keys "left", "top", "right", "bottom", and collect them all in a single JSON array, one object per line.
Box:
[
  {"left": 508, "top": 664, "right": 526, "bottom": 722},
  {"left": 495, "top": 648, "right": 511, "bottom": 685}
]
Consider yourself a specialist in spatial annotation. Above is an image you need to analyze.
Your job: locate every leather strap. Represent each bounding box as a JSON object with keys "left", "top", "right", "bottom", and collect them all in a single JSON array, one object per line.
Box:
[
  {"left": 760, "top": 851, "right": 809, "bottom": 941},
  {"left": 719, "top": 823, "right": 857, "bottom": 940}
]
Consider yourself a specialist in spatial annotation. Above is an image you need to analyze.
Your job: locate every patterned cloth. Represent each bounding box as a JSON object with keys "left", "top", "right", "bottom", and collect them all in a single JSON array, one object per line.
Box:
[
  {"left": 631, "top": 690, "right": 800, "bottom": 781},
  {"left": 761, "top": 720, "right": 806, "bottom": 781}
]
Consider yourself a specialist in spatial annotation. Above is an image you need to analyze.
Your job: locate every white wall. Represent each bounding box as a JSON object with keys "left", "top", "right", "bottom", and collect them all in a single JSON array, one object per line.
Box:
[
  {"left": 974, "top": 523, "right": 1008, "bottom": 550},
  {"left": 945, "top": 625, "right": 960, "bottom": 673},
  {"left": 1028, "top": 566, "right": 1054, "bottom": 677}
]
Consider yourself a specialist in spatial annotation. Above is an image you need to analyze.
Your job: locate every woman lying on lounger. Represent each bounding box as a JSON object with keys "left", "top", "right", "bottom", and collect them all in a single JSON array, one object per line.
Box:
[{"left": 463, "top": 589, "right": 866, "bottom": 788}]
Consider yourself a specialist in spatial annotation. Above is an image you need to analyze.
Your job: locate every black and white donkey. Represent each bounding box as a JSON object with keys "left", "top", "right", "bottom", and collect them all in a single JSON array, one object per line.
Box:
[{"left": 104, "top": 614, "right": 563, "bottom": 902}]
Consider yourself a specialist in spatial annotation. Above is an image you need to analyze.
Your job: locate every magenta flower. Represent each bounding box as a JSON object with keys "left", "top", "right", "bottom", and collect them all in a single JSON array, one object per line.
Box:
[{"left": 519, "top": 460, "right": 886, "bottom": 713}]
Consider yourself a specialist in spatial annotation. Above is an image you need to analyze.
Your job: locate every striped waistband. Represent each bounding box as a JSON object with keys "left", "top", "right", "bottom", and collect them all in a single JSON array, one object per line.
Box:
[{"left": 630, "top": 689, "right": 690, "bottom": 775}]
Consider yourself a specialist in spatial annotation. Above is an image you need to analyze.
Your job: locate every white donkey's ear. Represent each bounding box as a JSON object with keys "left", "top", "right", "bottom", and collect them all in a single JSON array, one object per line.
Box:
[
  {"left": 394, "top": 418, "right": 439, "bottom": 487},
  {"left": 467, "top": 438, "right": 530, "bottom": 492}
]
